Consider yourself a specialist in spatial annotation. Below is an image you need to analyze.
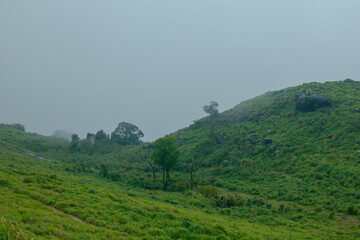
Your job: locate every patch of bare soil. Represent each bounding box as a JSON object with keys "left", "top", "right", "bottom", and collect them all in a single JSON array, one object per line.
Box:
[{"left": 50, "top": 206, "right": 86, "bottom": 223}]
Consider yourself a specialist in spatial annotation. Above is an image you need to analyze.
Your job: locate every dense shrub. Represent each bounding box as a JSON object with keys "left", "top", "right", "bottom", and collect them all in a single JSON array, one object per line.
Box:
[{"left": 347, "top": 205, "right": 358, "bottom": 215}]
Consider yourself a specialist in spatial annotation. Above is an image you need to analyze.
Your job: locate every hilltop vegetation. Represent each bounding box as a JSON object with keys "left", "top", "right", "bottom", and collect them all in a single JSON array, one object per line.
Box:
[
  {"left": 175, "top": 80, "right": 360, "bottom": 211},
  {"left": 1, "top": 80, "right": 360, "bottom": 239}
]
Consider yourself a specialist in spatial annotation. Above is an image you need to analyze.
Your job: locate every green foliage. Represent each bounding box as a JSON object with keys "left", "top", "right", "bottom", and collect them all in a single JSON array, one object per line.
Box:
[
  {"left": 110, "top": 122, "right": 144, "bottom": 145},
  {"left": 94, "top": 130, "right": 108, "bottom": 142},
  {"left": 0, "top": 217, "right": 27, "bottom": 240},
  {"left": 152, "top": 135, "right": 180, "bottom": 191},
  {"left": 100, "top": 165, "right": 109, "bottom": 178},
  {"left": 347, "top": 204, "right": 358, "bottom": 215},
  {"left": 87, "top": 189, "right": 96, "bottom": 194},
  {"left": 70, "top": 134, "right": 79, "bottom": 151},
  {"left": 203, "top": 101, "right": 219, "bottom": 117},
  {"left": 152, "top": 136, "right": 180, "bottom": 171}
]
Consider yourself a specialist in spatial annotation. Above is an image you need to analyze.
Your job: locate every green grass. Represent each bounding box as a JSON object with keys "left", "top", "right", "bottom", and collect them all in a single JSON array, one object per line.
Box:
[
  {"left": 1, "top": 80, "right": 360, "bottom": 239},
  {"left": 0, "top": 136, "right": 358, "bottom": 239}
]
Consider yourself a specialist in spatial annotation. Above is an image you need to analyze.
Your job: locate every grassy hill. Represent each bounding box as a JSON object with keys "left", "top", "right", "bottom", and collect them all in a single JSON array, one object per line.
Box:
[
  {"left": 175, "top": 80, "right": 360, "bottom": 211},
  {"left": 1, "top": 80, "right": 360, "bottom": 239}
]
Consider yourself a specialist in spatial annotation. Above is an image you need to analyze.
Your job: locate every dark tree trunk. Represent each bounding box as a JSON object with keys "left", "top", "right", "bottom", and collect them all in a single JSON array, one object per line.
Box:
[
  {"left": 265, "top": 189, "right": 272, "bottom": 208},
  {"left": 152, "top": 167, "right": 156, "bottom": 188},
  {"left": 190, "top": 169, "right": 193, "bottom": 189},
  {"left": 163, "top": 168, "right": 166, "bottom": 191},
  {"left": 165, "top": 169, "right": 170, "bottom": 191}
]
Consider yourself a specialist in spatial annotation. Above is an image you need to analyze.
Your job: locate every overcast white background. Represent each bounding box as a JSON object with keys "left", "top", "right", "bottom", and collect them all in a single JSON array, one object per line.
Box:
[{"left": 1, "top": 1, "right": 359, "bottom": 141}]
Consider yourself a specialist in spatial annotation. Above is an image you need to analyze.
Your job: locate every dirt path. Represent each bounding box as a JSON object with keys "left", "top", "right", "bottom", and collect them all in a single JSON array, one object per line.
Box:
[
  {"left": 50, "top": 206, "right": 86, "bottom": 223},
  {"left": 0, "top": 142, "right": 51, "bottom": 161}
]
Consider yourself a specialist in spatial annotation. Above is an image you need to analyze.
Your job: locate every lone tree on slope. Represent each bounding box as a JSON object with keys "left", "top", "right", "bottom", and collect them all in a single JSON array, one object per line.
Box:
[
  {"left": 203, "top": 101, "right": 219, "bottom": 117},
  {"left": 151, "top": 135, "right": 179, "bottom": 191}
]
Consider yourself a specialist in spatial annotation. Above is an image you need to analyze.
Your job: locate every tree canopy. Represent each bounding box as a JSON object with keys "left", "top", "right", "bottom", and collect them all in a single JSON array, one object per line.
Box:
[
  {"left": 95, "top": 130, "right": 108, "bottom": 142},
  {"left": 203, "top": 101, "right": 219, "bottom": 117},
  {"left": 111, "top": 122, "right": 144, "bottom": 145},
  {"left": 152, "top": 135, "right": 179, "bottom": 191}
]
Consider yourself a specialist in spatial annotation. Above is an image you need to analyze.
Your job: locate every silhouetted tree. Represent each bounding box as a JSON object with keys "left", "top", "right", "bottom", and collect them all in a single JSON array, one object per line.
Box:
[
  {"left": 111, "top": 122, "right": 144, "bottom": 145},
  {"left": 95, "top": 130, "right": 108, "bottom": 142},
  {"left": 203, "top": 101, "right": 219, "bottom": 117},
  {"left": 71, "top": 134, "right": 80, "bottom": 143},
  {"left": 86, "top": 133, "right": 95, "bottom": 143},
  {"left": 70, "top": 133, "right": 80, "bottom": 150},
  {"left": 94, "top": 130, "right": 110, "bottom": 153}
]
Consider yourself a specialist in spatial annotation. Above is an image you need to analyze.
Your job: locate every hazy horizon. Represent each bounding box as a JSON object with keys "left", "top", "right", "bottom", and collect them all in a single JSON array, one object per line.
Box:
[{"left": 1, "top": 1, "right": 360, "bottom": 141}]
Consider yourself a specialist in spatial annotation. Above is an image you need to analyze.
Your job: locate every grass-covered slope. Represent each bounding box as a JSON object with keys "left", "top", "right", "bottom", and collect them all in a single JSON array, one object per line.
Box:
[
  {"left": 1, "top": 138, "right": 359, "bottom": 239},
  {"left": 1, "top": 80, "right": 360, "bottom": 239},
  {"left": 175, "top": 80, "right": 360, "bottom": 213}
]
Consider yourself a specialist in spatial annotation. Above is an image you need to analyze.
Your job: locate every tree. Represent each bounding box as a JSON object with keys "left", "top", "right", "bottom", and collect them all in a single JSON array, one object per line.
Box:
[
  {"left": 197, "top": 186, "right": 221, "bottom": 206},
  {"left": 95, "top": 130, "right": 108, "bottom": 142},
  {"left": 186, "top": 145, "right": 203, "bottom": 189},
  {"left": 100, "top": 165, "right": 109, "bottom": 178},
  {"left": 86, "top": 133, "right": 95, "bottom": 143},
  {"left": 70, "top": 133, "right": 80, "bottom": 150},
  {"left": 152, "top": 136, "right": 179, "bottom": 191},
  {"left": 94, "top": 130, "right": 110, "bottom": 153},
  {"left": 136, "top": 143, "right": 156, "bottom": 188},
  {"left": 111, "top": 122, "right": 144, "bottom": 145},
  {"left": 203, "top": 101, "right": 219, "bottom": 117},
  {"left": 71, "top": 133, "right": 79, "bottom": 143}
]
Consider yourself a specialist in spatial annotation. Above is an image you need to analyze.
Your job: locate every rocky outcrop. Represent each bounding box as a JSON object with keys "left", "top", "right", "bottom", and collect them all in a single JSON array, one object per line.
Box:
[{"left": 295, "top": 93, "right": 331, "bottom": 112}]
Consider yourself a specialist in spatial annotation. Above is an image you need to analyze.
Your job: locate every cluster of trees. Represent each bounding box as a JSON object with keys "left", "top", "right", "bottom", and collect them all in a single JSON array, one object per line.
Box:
[
  {"left": 69, "top": 101, "right": 220, "bottom": 191},
  {"left": 70, "top": 121, "right": 144, "bottom": 153}
]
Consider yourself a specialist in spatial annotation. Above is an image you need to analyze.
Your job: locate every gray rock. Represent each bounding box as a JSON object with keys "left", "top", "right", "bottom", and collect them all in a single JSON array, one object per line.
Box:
[
  {"left": 262, "top": 138, "right": 273, "bottom": 144},
  {"left": 296, "top": 94, "right": 331, "bottom": 112}
]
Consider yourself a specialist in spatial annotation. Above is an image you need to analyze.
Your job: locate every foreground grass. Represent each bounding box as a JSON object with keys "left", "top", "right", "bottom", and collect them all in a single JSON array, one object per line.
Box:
[{"left": 1, "top": 147, "right": 359, "bottom": 239}]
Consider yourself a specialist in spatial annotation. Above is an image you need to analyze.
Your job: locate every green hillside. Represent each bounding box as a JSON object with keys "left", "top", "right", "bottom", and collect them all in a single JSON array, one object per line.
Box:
[
  {"left": 1, "top": 80, "right": 360, "bottom": 239},
  {"left": 174, "top": 80, "right": 360, "bottom": 212}
]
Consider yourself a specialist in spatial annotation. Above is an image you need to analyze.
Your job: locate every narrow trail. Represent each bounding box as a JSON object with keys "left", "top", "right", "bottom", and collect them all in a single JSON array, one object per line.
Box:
[
  {"left": 0, "top": 142, "right": 51, "bottom": 161},
  {"left": 49, "top": 206, "right": 86, "bottom": 223}
]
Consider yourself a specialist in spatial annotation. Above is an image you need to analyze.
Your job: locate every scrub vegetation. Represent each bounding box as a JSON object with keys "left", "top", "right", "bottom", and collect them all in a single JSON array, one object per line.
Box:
[{"left": 1, "top": 80, "right": 360, "bottom": 239}]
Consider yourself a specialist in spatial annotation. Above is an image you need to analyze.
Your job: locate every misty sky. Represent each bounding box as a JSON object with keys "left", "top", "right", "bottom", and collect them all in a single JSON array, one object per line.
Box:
[{"left": 1, "top": 1, "right": 360, "bottom": 141}]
